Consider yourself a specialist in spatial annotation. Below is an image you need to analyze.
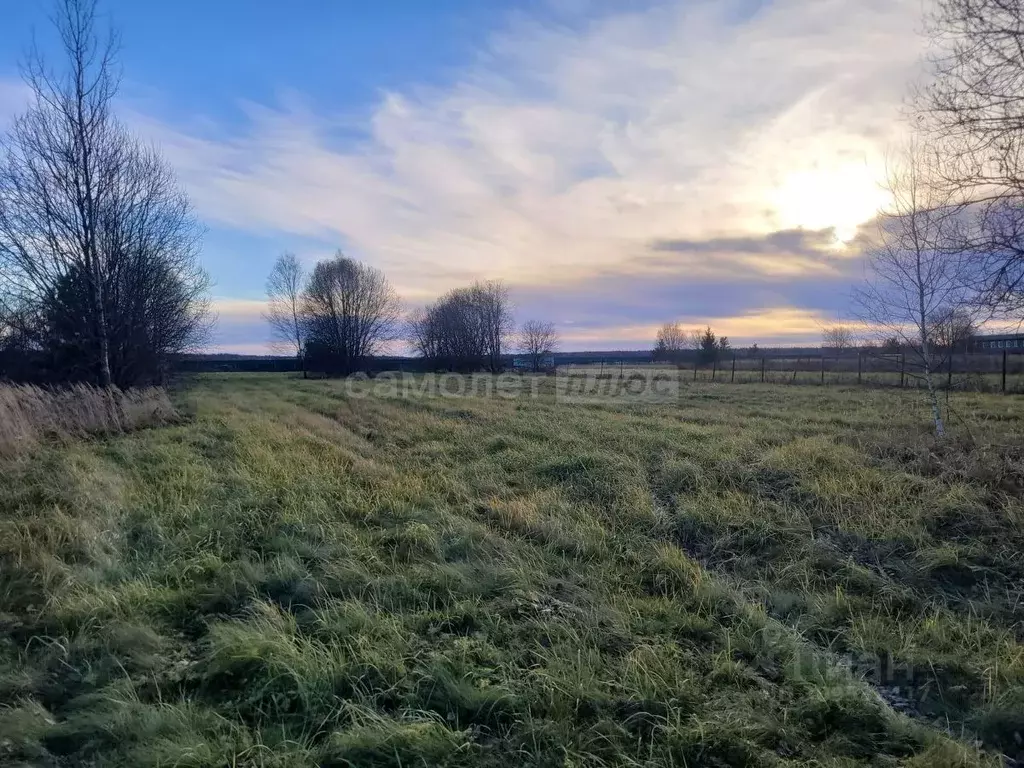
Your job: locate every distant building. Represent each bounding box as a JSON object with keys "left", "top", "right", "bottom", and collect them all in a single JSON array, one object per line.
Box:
[{"left": 971, "top": 333, "right": 1024, "bottom": 353}]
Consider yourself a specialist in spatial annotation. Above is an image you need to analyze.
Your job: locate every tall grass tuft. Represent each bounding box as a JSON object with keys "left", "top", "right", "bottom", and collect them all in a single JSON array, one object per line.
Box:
[{"left": 0, "top": 382, "right": 177, "bottom": 457}]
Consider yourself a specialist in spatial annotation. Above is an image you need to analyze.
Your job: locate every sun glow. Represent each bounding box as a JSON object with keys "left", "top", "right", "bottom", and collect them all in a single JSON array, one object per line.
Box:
[{"left": 771, "top": 162, "right": 889, "bottom": 247}]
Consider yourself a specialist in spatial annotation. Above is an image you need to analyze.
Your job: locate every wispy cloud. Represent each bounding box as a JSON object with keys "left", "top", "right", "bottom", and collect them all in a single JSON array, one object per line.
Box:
[
  {"left": 138, "top": 0, "right": 923, "bottom": 302},
  {"left": 1, "top": 0, "right": 926, "bottom": 349},
  {"left": 207, "top": 297, "right": 272, "bottom": 354},
  {"left": 212, "top": 297, "right": 267, "bottom": 319}
]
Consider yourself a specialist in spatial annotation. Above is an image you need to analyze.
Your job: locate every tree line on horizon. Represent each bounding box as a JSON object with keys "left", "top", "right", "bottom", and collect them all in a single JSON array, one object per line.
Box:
[
  {"left": 651, "top": 310, "right": 980, "bottom": 366},
  {"left": 265, "top": 252, "right": 559, "bottom": 376},
  {"left": 652, "top": 323, "right": 730, "bottom": 364}
]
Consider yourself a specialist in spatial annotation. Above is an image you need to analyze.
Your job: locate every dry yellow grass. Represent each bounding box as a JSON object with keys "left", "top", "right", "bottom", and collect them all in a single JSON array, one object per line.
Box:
[{"left": 0, "top": 382, "right": 176, "bottom": 457}]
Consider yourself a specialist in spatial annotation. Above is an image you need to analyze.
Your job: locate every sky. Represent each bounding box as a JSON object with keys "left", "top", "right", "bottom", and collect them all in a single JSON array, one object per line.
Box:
[{"left": 0, "top": 0, "right": 929, "bottom": 353}]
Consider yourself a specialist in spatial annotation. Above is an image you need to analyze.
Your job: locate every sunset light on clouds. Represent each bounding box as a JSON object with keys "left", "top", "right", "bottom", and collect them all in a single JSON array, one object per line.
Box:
[{"left": 0, "top": 0, "right": 925, "bottom": 351}]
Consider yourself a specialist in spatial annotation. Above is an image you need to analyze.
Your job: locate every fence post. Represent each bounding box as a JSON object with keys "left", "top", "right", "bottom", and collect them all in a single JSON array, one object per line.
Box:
[
  {"left": 731, "top": 355, "right": 736, "bottom": 383},
  {"left": 712, "top": 359, "right": 717, "bottom": 381},
  {"left": 693, "top": 363, "right": 698, "bottom": 382},
  {"left": 857, "top": 352, "right": 862, "bottom": 385},
  {"left": 821, "top": 355, "right": 825, "bottom": 385},
  {"left": 900, "top": 354, "right": 905, "bottom": 388},
  {"left": 1003, "top": 349, "right": 1008, "bottom": 393},
  {"left": 761, "top": 357, "right": 765, "bottom": 383}
]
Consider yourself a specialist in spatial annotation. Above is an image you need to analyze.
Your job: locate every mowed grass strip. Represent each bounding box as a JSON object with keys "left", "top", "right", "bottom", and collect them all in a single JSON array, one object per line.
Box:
[{"left": 1, "top": 372, "right": 1021, "bottom": 766}]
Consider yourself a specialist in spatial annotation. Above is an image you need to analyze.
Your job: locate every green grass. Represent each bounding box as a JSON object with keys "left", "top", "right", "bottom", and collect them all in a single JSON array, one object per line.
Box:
[{"left": 1, "top": 373, "right": 1022, "bottom": 766}]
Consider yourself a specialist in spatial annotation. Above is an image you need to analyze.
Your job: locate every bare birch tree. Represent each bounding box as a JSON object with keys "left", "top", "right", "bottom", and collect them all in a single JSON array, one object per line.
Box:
[
  {"left": 518, "top": 320, "right": 558, "bottom": 371},
  {"left": 0, "top": 0, "right": 122, "bottom": 385},
  {"left": 853, "top": 144, "right": 976, "bottom": 436},
  {"left": 265, "top": 252, "right": 306, "bottom": 375},
  {"left": 0, "top": 0, "right": 209, "bottom": 386}
]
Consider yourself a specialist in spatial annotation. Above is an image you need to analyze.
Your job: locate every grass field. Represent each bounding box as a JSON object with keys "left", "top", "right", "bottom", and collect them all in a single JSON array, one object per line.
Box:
[{"left": 2, "top": 373, "right": 1023, "bottom": 766}]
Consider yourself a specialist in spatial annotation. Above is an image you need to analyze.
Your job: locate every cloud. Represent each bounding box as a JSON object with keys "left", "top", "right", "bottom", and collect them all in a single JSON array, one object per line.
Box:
[
  {"left": 0, "top": 0, "right": 925, "bottom": 350},
  {"left": 209, "top": 297, "right": 271, "bottom": 352},
  {"left": 642, "top": 226, "right": 871, "bottom": 278},
  {"left": 135, "top": 0, "right": 922, "bottom": 305},
  {"left": 212, "top": 297, "right": 267, "bottom": 319},
  {"left": 651, "top": 229, "right": 836, "bottom": 256}
]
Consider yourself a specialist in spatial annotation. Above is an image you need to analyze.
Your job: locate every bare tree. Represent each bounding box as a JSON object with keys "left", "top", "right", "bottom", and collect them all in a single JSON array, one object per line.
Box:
[
  {"left": 0, "top": 0, "right": 120, "bottom": 385},
  {"left": 653, "top": 321, "right": 687, "bottom": 362},
  {"left": 687, "top": 328, "right": 703, "bottom": 353},
  {"left": 919, "top": 0, "right": 1024, "bottom": 314},
  {"left": 853, "top": 144, "right": 977, "bottom": 436},
  {"left": 406, "top": 307, "right": 438, "bottom": 362},
  {"left": 407, "top": 281, "right": 512, "bottom": 372},
  {"left": 929, "top": 305, "right": 977, "bottom": 352},
  {"left": 265, "top": 252, "right": 306, "bottom": 375},
  {"left": 475, "top": 280, "right": 514, "bottom": 372},
  {"left": 96, "top": 142, "right": 210, "bottom": 383},
  {"left": 518, "top": 320, "right": 558, "bottom": 372},
  {"left": 821, "top": 325, "right": 855, "bottom": 354},
  {"left": 408, "top": 290, "right": 488, "bottom": 372},
  {"left": 405, "top": 294, "right": 473, "bottom": 370},
  {"left": 303, "top": 252, "right": 400, "bottom": 375},
  {"left": 0, "top": 0, "right": 209, "bottom": 386},
  {"left": 0, "top": 292, "right": 15, "bottom": 345}
]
